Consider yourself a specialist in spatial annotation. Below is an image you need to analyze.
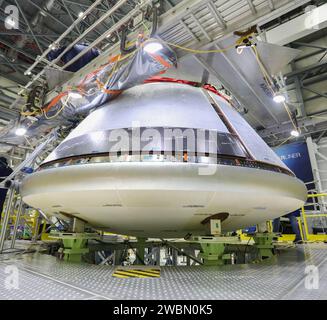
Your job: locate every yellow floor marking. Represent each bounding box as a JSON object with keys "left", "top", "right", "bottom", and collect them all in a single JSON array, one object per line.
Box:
[
  {"left": 113, "top": 270, "right": 148, "bottom": 278},
  {"left": 112, "top": 268, "right": 161, "bottom": 278},
  {"left": 123, "top": 269, "right": 160, "bottom": 277}
]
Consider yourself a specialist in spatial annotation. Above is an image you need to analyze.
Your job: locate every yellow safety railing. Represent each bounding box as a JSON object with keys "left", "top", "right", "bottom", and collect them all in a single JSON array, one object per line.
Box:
[
  {"left": 299, "top": 193, "right": 327, "bottom": 242},
  {"left": 239, "top": 194, "right": 327, "bottom": 243}
]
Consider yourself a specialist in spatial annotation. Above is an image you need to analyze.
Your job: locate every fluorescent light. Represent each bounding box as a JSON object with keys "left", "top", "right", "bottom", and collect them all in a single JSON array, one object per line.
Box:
[
  {"left": 273, "top": 94, "right": 286, "bottom": 103},
  {"left": 48, "top": 44, "right": 56, "bottom": 50},
  {"left": 291, "top": 130, "right": 300, "bottom": 137},
  {"left": 143, "top": 42, "right": 163, "bottom": 54},
  {"left": 15, "top": 127, "right": 27, "bottom": 136},
  {"left": 68, "top": 91, "right": 83, "bottom": 99},
  {"left": 237, "top": 44, "right": 256, "bottom": 49}
]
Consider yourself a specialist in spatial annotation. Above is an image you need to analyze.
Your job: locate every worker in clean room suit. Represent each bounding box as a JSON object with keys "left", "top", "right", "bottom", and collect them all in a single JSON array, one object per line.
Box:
[{"left": 0, "top": 157, "right": 13, "bottom": 221}]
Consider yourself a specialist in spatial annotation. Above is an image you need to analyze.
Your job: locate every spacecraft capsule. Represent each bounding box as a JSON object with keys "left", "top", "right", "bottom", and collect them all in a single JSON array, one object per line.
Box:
[{"left": 21, "top": 82, "right": 307, "bottom": 238}]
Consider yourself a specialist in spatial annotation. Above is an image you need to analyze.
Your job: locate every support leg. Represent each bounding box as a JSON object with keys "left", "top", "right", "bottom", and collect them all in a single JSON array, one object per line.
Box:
[
  {"left": 10, "top": 200, "right": 24, "bottom": 249},
  {"left": 199, "top": 242, "right": 226, "bottom": 266},
  {"left": 0, "top": 187, "right": 14, "bottom": 253},
  {"left": 253, "top": 233, "right": 275, "bottom": 260},
  {"left": 59, "top": 235, "right": 89, "bottom": 262},
  {"left": 135, "top": 238, "right": 146, "bottom": 265}
]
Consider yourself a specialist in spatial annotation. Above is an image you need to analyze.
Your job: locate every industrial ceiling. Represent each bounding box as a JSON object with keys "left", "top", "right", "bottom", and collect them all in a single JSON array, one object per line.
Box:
[{"left": 0, "top": 0, "right": 326, "bottom": 151}]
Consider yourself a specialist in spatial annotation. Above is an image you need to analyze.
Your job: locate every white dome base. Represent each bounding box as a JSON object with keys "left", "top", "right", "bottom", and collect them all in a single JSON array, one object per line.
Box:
[{"left": 21, "top": 162, "right": 307, "bottom": 238}]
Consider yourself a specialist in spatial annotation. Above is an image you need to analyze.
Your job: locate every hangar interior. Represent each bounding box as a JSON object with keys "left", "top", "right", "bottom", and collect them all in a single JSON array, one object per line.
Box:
[{"left": 0, "top": 0, "right": 326, "bottom": 300}]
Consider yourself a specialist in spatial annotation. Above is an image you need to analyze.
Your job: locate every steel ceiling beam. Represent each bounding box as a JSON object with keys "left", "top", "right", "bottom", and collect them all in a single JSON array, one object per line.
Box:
[
  {"left": 246, "top": 0, "right": 257, "bottom": 15},
  {"left": 292, "top": 42, "right": 327, "bottom": 50},
  {"left": 266, "top": 0, "right": 275, "bottom": 10},
  {"left": 23, "top": 0, "right": 130, "bottom": 89},
  {"left": 0, "top": 8, "right": 60, "bottom": 46},
  {"left": 0, "top": 86, "right": 19, "bottom": 95},
  {"left": 285, "top": 60, "right": 327, "bottom": 80},
  {"left": 0, "top": 38, "right": 40, "bottom": 62},
  {"left": 60, "top": 0, "right": 82, "bottom": 35},
  {"left": 14, "top": 0, "right": 43, "bottom": 54},
  {"left": 316, "top": 130, "right": 327, "bottom": 144},
  {"left": 265, "top": 123, "right": 327, "bottom": 146},
  {"left": 180, "top": 20, "right": 199, "bottom": 42},
  {"left": 37, "top": 0, "right": 313, "bottom": 105},
  {"left": 295, "top": 48, "right": 326, "bottom": 62},
  {"left": 60, "top": 0, "right": 114, "bottom": 40},
  {"left": 259, "top": 116, "right": 327, "bottom": 139},
  {"left": 0, "top": 105, "right": 19, "bottom": 120},
  {"left": 0, "top": 32, "right": 61, "bottom": 38},
  {"left": 207, "top": 1, "right": 226, "bottom": 29},
  {"left": 26, "top": 0, "right": 81, "bottom": 37},
  {"left": 0, "top": 14, "right": 52, "bottom": 48},
  {"left": 301, "top": 73, "right": 327, "bottom": 87},
  {"left": 157, "top": 0, "right": 311, "bottom": 60},
  {"left": 0, "top": 53, "right": 20, "bottom": 73},
  {"left": 304, "top": 94, "right": 327, "bottom": 102},
  {"left": 0, "top": 70, "right": 27, "bottom": 86},
  {"left": 302, "top": 86, "right": 327, "bottom": 99},
  {"left": 290, "top": 61, "right": 306, "bottom": 117},
  {"left": 58, "top": 0, "right": 152, "bottom": 70},
  {"left": 63, "top": 0, "right": 108, "bottom": 13},
  {"left": 190, "top": 13, "right": 211, "bottom": 41}
]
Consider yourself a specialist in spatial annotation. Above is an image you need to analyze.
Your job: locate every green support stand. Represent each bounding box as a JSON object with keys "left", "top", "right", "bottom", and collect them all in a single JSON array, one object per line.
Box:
[
  {"left": 253, "top": 233, "right": 275, "bottom": 260},
  {"left": 193, "top": 236, "right": 238, "bottom": 266},
  {"left": 135, "top": 238, "right": 146, "bottom": 265},
  {"left": 51, "top": 233, "right": 99, "bottom": 263},
  {"left": 199, "top": 242, "right": 226, "bottom": 266}
]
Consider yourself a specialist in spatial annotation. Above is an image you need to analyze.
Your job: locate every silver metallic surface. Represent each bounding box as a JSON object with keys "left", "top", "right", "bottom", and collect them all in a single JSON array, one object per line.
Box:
[
  {"left": 21, "top": 83, "right": 306, "bottom": 237},
  {"left": 213, "top": 92, "right": 286, "bottom": 167},
  {"left": 43, "top": 128, "right": 246, "bottom": 163},
  {"left": 0, "top": 244, "right": 326, "bottom": 300},
  {"left": 21, "top": 162, "right": 307, "bottom": 237},
  {"left": 65, "top": 83, "right": 228, "bottom": 135},
  {"left": 42, "top": 83, "right": 286, "bottom": 169}
]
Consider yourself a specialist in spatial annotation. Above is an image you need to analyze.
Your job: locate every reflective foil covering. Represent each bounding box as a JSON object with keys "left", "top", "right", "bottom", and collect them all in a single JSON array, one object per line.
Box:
[{"left": 0, "top": 40, "right": 177, "bottom": 142}]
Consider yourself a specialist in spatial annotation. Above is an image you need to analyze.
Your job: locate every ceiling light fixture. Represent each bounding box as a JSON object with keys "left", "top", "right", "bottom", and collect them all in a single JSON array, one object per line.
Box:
[
  {"left": 15, "top": 127, "right": 27, "bottom": 136},
  {"left": 290, "top": 130, "right": 300, "bottom": 137},
  {"left": 273, "top": 94, "right": 286, "bottom": 103},
  {"left": 143, "top": 42, "right": 163, "bottom": 54}
]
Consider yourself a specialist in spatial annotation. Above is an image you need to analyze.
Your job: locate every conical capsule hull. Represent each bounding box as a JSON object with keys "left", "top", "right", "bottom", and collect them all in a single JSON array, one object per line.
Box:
[{"left": 21, "top": 82, "right": 307, "bottom": 238}]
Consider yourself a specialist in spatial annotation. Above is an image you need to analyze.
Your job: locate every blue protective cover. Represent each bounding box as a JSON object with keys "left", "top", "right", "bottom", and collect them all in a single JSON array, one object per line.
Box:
[{"left": 47, "top": 44, "right": 100, "bottom": 72}]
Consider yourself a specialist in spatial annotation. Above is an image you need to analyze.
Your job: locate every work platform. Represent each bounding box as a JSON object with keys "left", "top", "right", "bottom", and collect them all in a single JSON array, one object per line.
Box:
[{"left": 0, "top": 243, "right": 326, "bottom": 300}]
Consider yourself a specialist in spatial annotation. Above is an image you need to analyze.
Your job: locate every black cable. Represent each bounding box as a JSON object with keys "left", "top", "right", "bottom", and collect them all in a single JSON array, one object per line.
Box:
[
  {"left": 120, "top": 5, "right": 159, "bottom": 54},
  {"left": 26, "top": 86, "right": 47, "bottom": 113},
  {"left": 120, "top": 27, "right": 137, "bottom": 54}
]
